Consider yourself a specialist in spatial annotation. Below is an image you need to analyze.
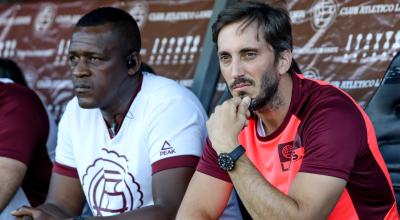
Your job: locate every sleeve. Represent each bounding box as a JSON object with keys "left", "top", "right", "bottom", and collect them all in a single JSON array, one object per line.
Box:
[
  {"left": 299, "top": 92, "right": 367, "bottom": 181},
  {"left": 147, "top": 93, "right": 207, "bottom": 174},
  {"left": 0, "top": 85, "right": 49, "bottom": 165},
  {"left": 197, "top": 138, "right": 232, "bottom": 183},
  {"left": 53, "top": 99, "right": 79, "bottom": 178}
]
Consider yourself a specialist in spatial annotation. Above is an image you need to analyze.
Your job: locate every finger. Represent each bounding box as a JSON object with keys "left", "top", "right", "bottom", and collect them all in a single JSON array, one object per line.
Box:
[
  {"left": 22, "top": 216, "right": 33, "bottom": 220},
  {"left": 246, "top": 110, "right": 251, "bottom": 118},
  {"left": 237, "top": 112, "right": 248, "bottom": 124},
  {"left": 11, "top": 206, "right": 33, "bottom": 216},
  {"left": 215, "top": 97, "right": 241, "bottom": 116},
  {"left": 224, "top": 96, "right": 242, "bottom": 109},
  {"left": 237, "top": 96, "right": 250, "bottom": 117}
]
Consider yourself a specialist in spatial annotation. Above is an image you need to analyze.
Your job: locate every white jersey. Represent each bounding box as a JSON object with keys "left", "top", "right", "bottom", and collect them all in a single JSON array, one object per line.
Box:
[{"left": 55, "top": 73, "right": 207, "bottom": 216}]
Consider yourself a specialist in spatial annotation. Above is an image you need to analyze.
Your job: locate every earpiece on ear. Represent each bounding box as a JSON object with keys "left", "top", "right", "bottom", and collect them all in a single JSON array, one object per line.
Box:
[{"left": 127, "top": 54, "right": 136, "bottom": 68}]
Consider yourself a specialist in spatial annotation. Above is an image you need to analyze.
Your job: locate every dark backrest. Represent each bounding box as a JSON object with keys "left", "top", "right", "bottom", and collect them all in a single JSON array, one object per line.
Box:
[{"left": 365, "top": 52, "right": 400, "bottom": 207}]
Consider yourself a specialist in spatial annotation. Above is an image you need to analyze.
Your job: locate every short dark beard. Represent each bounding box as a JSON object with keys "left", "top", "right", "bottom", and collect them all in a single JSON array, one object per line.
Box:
[
  {"left": 247, "top": 68, "right": 280, "bottom": 111},
  {"left": 229, "top": 65, "right": 281, "bottom": 112}
]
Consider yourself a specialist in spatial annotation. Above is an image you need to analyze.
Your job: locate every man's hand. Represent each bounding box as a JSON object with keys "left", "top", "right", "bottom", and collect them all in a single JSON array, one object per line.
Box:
[
  {"left": 207, "top": 96, "right": 250, "bottom": 154},
  {"left": 11, "top": 205, "right": 58, "bottom": 220},
  {"left": 11, "top": 173, "right": 86, "bottom": 219}
]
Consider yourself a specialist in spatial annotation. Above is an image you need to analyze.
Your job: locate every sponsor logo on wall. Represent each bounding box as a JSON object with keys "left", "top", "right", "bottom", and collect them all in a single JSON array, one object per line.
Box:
[
  {"left": 303, "top": 67, "right": 322, "bottom": 80},
  {"left": 311, "top": 0, "right": 337, "bottom": 30},
  {"left": 128, "top": 1, "right": 149, "bottom": 29},
  {"left": 34, "top": 3, "right": 57, "bottom": 35}
]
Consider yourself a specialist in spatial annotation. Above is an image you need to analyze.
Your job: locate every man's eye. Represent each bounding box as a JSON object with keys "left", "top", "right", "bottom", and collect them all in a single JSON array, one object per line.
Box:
[
  {"left": 245, "top": 52, "right": 256, "bottom": 59},
  {"left": 89, "top": 57, "right": 101, "bottom": 63},
  {"left": 69, "top": 55, "right": 79, "bottom": 66},
  {"left": 219, "top": 55, "right": 231, "bottom": 63}
]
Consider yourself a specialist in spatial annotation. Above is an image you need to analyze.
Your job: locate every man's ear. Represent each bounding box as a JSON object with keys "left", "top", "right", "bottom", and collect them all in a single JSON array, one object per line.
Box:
[
  {"left": 127, "top": 51, "right": 141, "bottom": 76},
  {"left": 277, "top": 49, "right": 292, "bottom": 75}
]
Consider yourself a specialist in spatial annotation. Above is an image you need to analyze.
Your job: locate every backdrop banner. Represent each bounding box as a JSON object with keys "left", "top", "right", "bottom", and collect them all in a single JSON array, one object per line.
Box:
[
  {"left": 0, "top": 0, "right": 399, "bottom": 119},
  {"left": 0, "top": 0, "right": 213, "bottom": 120},
  {"left": 288, "top": 0, "right": 400, "bottom": 107}
]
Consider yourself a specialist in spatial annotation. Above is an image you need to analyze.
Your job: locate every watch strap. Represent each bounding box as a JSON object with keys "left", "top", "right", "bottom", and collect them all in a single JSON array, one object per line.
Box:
[{"left": 229, "top": 145, "right": 246, "bottom": 161}]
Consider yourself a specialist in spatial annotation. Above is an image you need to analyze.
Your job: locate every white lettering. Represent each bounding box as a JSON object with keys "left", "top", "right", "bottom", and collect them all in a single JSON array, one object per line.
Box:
[
  {"left": 36, "top": 79, "right": 73, "bottom": 90},
  {"left": 339, "top": 79, "right": 381, "bottom": 89},
  {"left": 55, "top": 15, "right": 82, "bottom": 25},
  {"left": 329, "top": 81, "right": 341, "bottom": 88},
  {"left": 290, "top": 10, "right": 306, "bottom": 23},
  {"left": 148, "top": 10, "right": 212, "bottom": 22},
  {"left": 359, "top": 4, "right": 394, "bottom": 14},
  {"left": 16, "top": 49, "right": 55, "bottom": 59},
  {"left": 339, "top": 6, "right": 359, "bottom": 16},
  {"left": 395, "top": 3, "right": 400, "bottom": 12},
  {"left": 339, "top": 4, "right": 398, "bottom": 16},
  {"left": 294, "top": 47, "right": 339, "bottom": 55},
  {"left": 0, "top": 16, "right": 31, "bottom": 26}
]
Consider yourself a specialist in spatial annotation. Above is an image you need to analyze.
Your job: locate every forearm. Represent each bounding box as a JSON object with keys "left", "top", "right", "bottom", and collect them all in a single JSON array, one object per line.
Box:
[
  {"left": 177, "top": 171, "right": 233, "bottom": 220},
  {"left": 176, "top": 210, "right": 214, "bottom": 220},
  {"left": 0, "top": 184, "right": 20, "bottom": 212},
  {"left": 229, "top": 156, "right": 301, "bottom": 220},
  {"left": 36, "top": 203, "right": 72, "bottom": 218},
  {"left": 86, "top": 204, "right": 175, "bottom": 220},
  {"left": 0, "top": 157, "right": 27, "bottom": 212}
]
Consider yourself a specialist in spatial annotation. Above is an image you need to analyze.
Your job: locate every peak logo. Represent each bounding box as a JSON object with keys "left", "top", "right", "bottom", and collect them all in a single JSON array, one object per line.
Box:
[{"left": 160, "top": 141, "right": 176, "bottom": 156}]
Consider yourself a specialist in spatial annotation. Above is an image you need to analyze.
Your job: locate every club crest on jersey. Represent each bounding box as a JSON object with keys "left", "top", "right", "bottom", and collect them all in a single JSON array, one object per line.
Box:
[
  {"left": 82, "top": 148, "right": 143, "bottom": 216},
  {"left": 160, "top": 141, "right": 176, "bottom": 156},
  {"left": 277, "top": 137, "right": 304, "bottom": 172}
]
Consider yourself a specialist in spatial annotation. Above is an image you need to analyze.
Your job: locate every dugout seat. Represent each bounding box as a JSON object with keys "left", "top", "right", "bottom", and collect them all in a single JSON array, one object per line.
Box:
[{"left": 365, "top": 51, "right": 400, "bottom": 209}]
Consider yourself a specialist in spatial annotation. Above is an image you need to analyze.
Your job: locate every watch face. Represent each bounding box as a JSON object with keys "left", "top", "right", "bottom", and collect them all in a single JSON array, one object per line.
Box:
[{"left": 218, "top": 153, "right": 234, "bottom": 171}]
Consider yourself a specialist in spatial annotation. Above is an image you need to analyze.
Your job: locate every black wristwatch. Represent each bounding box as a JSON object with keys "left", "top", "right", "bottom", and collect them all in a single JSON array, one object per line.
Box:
[{"left": 218, "top": 145, "right": 246, "bottom": 171}]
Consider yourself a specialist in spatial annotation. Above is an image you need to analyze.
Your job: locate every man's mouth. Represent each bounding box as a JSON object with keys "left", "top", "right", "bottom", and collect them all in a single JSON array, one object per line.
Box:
[
  {"left": 232, "top": 82, "right": 252, "bottom": 90},
  {"left": 230, "top": 78, "right": 254, "bottom": 92},
  {"left": 73, "top": 82, "right": 92, "bottom": 94}
]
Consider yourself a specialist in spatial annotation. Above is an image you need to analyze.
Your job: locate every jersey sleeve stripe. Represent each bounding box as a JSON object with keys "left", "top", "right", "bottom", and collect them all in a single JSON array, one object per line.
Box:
[
  {"left": 53, "top": 161, "right": 79, "bottom": 178},
  {"left": 151, "top": 155, "right": 199, "bottom": 174}
]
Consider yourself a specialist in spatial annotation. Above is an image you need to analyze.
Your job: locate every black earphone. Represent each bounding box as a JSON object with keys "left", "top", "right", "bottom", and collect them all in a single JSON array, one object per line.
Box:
[
  {"left": 0, "top": 67, "right": 11, "bottom": 79},
  {"left": 127, "top": 54, "right": 136, "bottom": 69}
]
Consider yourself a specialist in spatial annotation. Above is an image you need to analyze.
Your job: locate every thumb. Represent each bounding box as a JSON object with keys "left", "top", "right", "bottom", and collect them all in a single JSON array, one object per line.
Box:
[
  {"left": 11, "top": 206, "right": 33, "bottom": 217},
  {"left": 237, "top": 96, "right": 250, "bottom": 116}
]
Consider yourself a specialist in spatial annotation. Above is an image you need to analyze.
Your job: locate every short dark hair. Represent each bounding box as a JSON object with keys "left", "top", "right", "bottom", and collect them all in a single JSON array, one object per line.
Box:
[
  {"left": 212, "top": 1, "right": 292, "bottom": 59},
  {"left": 0, "top": 58, "right": 28, "bottom": 87},
  {"left": 76, "top": 7, "right": 141, "bottom": 53}
]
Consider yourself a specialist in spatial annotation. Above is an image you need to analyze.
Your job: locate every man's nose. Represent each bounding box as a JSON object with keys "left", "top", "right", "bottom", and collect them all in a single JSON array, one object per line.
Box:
[
  {"left": 71, "top": 58, "right": 90, "bottom": 77},
  {"left": 231, "top": 58, "right": 245, "bottom": 78}
]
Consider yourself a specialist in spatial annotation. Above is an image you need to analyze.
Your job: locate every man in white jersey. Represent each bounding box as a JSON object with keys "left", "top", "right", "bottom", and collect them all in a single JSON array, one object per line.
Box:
[{"left": 13, "top": 7, "right": 207, "bottom": 219}]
